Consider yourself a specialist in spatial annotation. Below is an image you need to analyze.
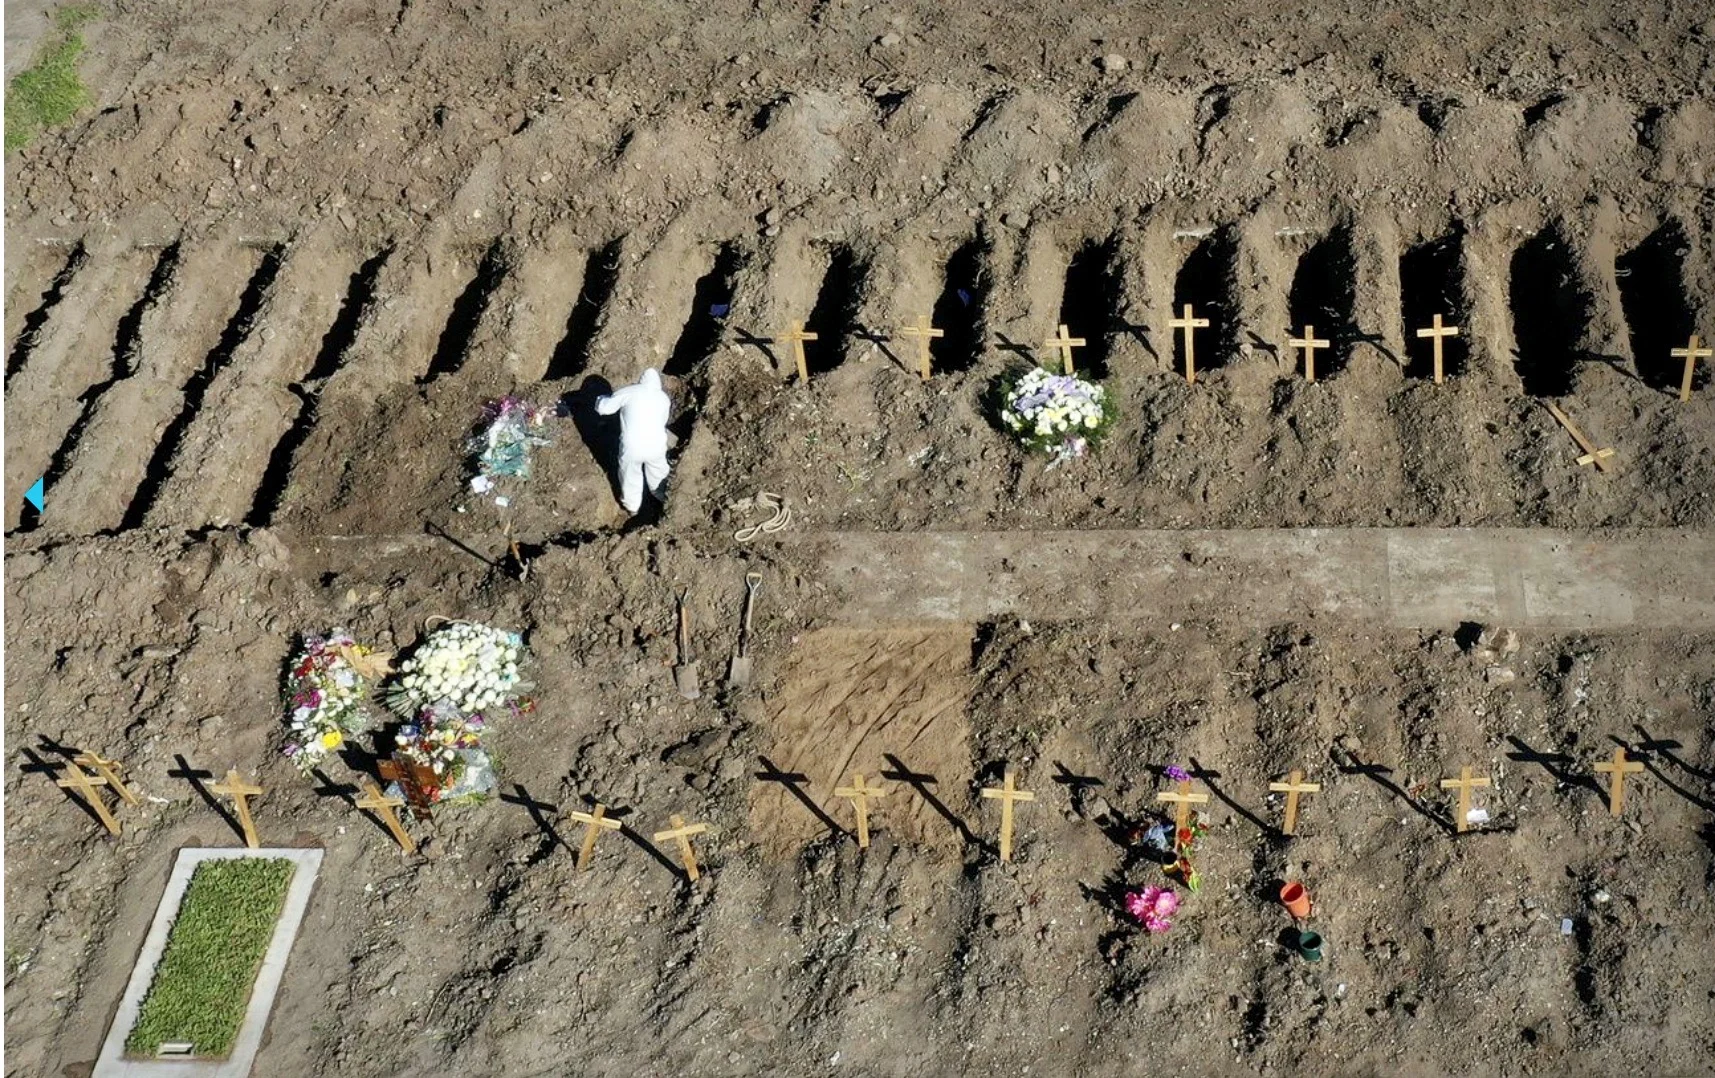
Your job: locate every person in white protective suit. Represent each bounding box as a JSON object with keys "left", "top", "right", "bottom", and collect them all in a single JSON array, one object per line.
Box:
[{"left": 595, "top": 368, "right": 672, "bottom": 514}]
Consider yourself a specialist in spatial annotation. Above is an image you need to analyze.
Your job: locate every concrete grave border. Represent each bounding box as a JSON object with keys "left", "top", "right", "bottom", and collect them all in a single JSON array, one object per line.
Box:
[{"left": 94, "top": 846, "right": 324, "bottom": 1078}]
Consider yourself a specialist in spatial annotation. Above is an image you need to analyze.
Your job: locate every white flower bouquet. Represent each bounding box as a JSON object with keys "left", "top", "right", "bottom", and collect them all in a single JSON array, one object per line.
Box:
[
  {"left": 281, "top": 630, "right": 388, "bottom": 773},
  {"left": 384, "top": 620, "right": 530, "bottom": 718},
  {"left": 991, "top": 366, "right": 1119, "bottom": 463}
]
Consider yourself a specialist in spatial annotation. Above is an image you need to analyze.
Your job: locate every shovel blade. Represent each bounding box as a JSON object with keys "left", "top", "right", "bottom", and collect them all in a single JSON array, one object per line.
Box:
[
  {"left": 728, "top": 652, "right": 753, "bottom": 688},
  {"left": 674, "top": 661, "right": 702, "bottom": 700}
]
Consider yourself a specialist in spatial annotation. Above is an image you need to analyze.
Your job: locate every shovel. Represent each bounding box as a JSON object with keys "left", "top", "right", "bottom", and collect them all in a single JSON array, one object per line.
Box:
[
  {"left": 673, "top": 590, "right": 701, "bottom": 700},
  {"left": 728, "top": 572, "right": 762, "bottom": 688}
]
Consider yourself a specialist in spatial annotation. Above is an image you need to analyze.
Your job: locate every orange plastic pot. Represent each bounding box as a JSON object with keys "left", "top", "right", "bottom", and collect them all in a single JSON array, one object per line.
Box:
[{"left": 1280, "top": 881, "right": 1312, "bottom": 919}]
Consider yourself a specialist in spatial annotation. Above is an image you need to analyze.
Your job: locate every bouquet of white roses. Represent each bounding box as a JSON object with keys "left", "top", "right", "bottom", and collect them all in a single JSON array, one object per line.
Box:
[
  {"left": 993, "top": 366, "right": 1118, "bottom": 464},
  {"left": 281, "top": 630, "right": 387, "bottom": 773},
  {"left": 385, "top": 620, "right": 529, "bottom": 717}
]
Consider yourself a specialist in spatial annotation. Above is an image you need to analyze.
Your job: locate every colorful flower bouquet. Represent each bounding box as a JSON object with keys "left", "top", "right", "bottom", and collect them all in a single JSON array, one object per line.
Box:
[
  {"left": 391, "top": 704, "right": 497, "bottom": 804},
  {"left": 991, "top": 366, "right": 1118, "bottom": 465},
  {"left": 281, "top": 630, "right": 389, "bottom": 773},
  {"left": 468, "top": 396, "right": 555, "bottom": 508},
  {"left": 384, "top": 620, "right": 530, "bottom": 718},
  {"left": 1125, "top": 885, "right": 1180, "bottom": 933}
]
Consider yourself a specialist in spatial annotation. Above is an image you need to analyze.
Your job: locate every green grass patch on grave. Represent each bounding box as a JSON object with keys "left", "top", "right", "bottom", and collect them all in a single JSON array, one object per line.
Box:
[
  {"left": 123, "top": 857, "right": 295, "bottom": 1059},
  {"left": 5, "top": 3, "right": 104, "bottom": 153}
]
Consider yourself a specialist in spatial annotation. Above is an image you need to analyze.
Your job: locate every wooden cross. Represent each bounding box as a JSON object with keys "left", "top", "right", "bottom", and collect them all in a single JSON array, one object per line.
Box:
[
  {"left": 73, "top": 750, "right": 141, "bottom": 806},
  {"left": 1288, "top": 325, "right": 1331, "bottom": 383},
  {"left": 1267, "top": 770, "right": 1322, "bottom": 836},
  {"left": 1168, "top": 304, "right": 1210, "bottom": 385},
  {"left": 1593, "top": 747, "right": 1646, "bottom": 817},
  {"left": 1672, "top": 334, "right": 1711, "bottom": 402},
  {"left": 1155, "top": 778, "right": 1210, "bottom": 832},
  {"left": 653, "top": 814, "right": 711, "bottom": 882},
  {"left": 568, "top": 802, "right": 623, "bottom": 870},
  {"left": 354, "top": 779, "right": 416, "bottom": 854},
  {"left": 56, "top": 761, "right": 121, "bottom": 836},
  {"left": 378, "top": 757, "right": 437, "bottom": 821},
  {"left": 897, "top": 316, "right": 944, "bottom": 381},
  {"left": 1415, "top": 314, "right": 1460, "bottom": 385},
  {"left": 1042, "top": 324, "right": 1086, "bottom": 375},
  {"left": 980, "top": 769, "right": 1035, "bottom": 863},
  {"left": 1540, "top": 400, "right": 1615, "bottom": 473},
  {"left": 209, "top": 769, "right": 265, "bottom": 849},
  {"left": 833, "top": 773, "right": 889, "bottom": 849},
  {"left": 1438, "top": 766, "right": 1490, "bottom": 834},
  {"left": 781, "top": 320, "right": 818, "bottom": 383}
]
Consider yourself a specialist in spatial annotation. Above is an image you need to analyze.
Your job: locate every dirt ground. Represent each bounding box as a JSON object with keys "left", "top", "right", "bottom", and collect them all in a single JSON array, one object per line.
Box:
[{"left": 5, "top": 0, "right": 1715, "bottom": 1075}]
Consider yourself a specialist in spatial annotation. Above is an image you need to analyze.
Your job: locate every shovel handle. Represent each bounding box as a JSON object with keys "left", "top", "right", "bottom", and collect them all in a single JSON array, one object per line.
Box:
[{"left": 743, "top": 573, "right": 761, "bottom": 632}]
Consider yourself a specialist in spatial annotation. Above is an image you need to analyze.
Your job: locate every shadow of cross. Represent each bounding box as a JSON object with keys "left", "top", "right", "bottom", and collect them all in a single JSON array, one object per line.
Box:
[
  {"left": 1504, "top": 736, "right": 1602, "bottom": 798},
  {"left": 1187, "top": 759, "right": 1276, "bottom": 836},
  {"left": 881, "top": 753, "right": 979, "bottom": 846},
  {"left": 1112, "top": 318, "right": 1158, "bottom": 361},
  {"left": 1050, "top": 761, "right": 1102, "bottom": 794},
  {"left": 756, "top": 756, "right": 847, "bottom": 839},
  {"left": 19, "top": 747, "right": 105, "bottom": 829},
  {"left": 607, "top": 810, "right": 686, "bottom": 879},
  {"left": 853, "top": 326, "right": 903, "bottom": 371},
  {"left": 1349, "top": 330, "right": 1400, "bottom": 368},
  {"left": 1244, "top": 330, "right": 1280, "bottom": 361},
  {"left": 1051, "top": 761, "right": 1141, "bottom": 848},
  {"left": 167, "top": 754, "right": 240, "bottom": 835},
  {"left": 1633, "top": 725, "right": 1712, "bottom": 782},
  {"left": 309, "top": 768, "right": 359, "bottom": 807},
  {"left": 18, "top": 746, "right": 66, "bottom": 781},
  {"left": 501, "top": 783, "right": 569, "bottom": 854},
  {"left": 35, "top": 735, "right": 81, "bottom": 762},
  {"left": 992, "top": 332, "right": 1036, "bottom": 363},
  {"left": 1335, "top": 753, "right": 1457, "bottom": 836},
  {"left": 732, "top": 328, "right": 780, "bottom": 370},
  {"left": 425, "top": 520, "right": 502, "bottom": 571}
]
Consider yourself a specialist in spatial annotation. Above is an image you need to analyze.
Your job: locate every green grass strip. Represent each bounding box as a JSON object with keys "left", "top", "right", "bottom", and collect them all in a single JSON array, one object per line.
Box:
[
  {"left": 5, "top": 4, "right": 102, "bottom": 152},
  {"left": 124, "top": 858, "right": 295, "bottom": 1059}
]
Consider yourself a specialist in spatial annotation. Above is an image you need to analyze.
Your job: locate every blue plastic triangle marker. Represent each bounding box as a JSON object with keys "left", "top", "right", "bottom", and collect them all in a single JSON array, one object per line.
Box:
[
  {"left": 25, "top": 477, "right": 44, "bottom": 513},
  {"left": 956, "top": 288, "right": 973, "bottom": 307},
  {"left": 710, "top": 303, "right": 730, "bottom": 319}
]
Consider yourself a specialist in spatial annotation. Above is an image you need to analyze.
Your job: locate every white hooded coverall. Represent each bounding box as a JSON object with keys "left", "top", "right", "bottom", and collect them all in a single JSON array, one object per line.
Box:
[{"left": 595, "top": 368, "right": 672, "bottom": 513}]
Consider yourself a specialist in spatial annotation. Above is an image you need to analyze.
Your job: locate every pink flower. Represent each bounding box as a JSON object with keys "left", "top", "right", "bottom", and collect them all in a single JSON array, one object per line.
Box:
[{"left": 1124, "top": 885, "right": 1180, "bottom": 933}]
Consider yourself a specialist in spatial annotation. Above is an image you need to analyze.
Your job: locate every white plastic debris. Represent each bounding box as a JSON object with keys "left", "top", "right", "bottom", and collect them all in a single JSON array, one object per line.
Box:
[
  {"left": 1560, "top": 918, "right": 1574, "bottom": 935},
  {"left": 470, "top": 475, "right": 494, "bottom": 494},
  {"left": 493, "top": 496, "right": 510, "bottom": 508},
  {"left": 1466, "top": 808, "right": 1490, "bottom": 825}
]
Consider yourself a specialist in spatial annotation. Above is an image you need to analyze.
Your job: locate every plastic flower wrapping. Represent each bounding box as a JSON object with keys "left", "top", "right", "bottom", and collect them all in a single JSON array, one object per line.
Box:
[
  {"left": 385, "top": 620, "right": 531, "bottom": 717},
  {"left": 280, "top": 630, "right": 387, "bottom": 773},
  {"left": 468, "top": 396, "right": 554, "bottom": 505},
  {"left": 993, "top": 366, "right": 1118, "bottom": 465},
  {"left": 1125, "top": 885, "right": 1180, "bottom": 933}
]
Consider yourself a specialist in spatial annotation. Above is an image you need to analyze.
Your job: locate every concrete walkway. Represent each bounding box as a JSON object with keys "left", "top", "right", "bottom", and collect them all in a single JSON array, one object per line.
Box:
[
  {"left": 815, "top": 529, "right": 1715, "bottom": 630},
  {"left": 4, "top": 1, "right": 56, "bottom": 81}
]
